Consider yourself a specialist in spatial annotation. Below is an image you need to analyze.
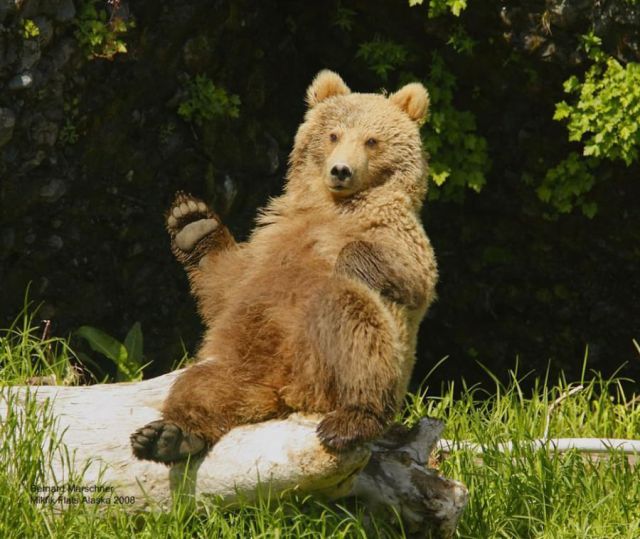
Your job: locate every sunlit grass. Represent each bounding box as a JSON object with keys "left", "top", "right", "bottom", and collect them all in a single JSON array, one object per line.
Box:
[
  {"left": 0, "top": 297, "right": 79, "bottom": 386},
  {"left": 403, "top": 356, "right": 640, "bottom": 538}
]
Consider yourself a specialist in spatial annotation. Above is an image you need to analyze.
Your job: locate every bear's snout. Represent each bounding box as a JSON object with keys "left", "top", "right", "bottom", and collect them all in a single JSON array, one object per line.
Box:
[{"left": 330, "top": 163, "right": 353, "bottom": 182}]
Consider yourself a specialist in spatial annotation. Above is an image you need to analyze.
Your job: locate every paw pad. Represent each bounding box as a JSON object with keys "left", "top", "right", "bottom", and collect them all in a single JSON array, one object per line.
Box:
[
  {"left": 167, "top": 192, "right": 218, "bottom": 253},
  {"left": 130, "top": 419, "right": 207, "bottom": 464}
]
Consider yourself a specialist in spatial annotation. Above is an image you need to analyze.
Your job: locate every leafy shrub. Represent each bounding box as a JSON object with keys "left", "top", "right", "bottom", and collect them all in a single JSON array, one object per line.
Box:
[
  {"left": 540, "top": 33, "right": 640, "bottom": 216},
  {"left": 333, "top": 3, "right": 356, "bottom": 31},
  {"left": 356, "top": 37, "right": 409, "bottom": 81},
  {"left": 537, "top": 152, "right": 598, "bottom": 218},
  {"left": 446, "top": 25, "right": 476, "bottom": 55},
  {"left": 59, "top": 97, "right": 81, "bottom": 146},
  {"left": 409, "top": 0, "right": 468, "bottom": 18},
  {"left": 422, "top": 54, "right": 490, "bottom": 200},
  {"left": 21, "top": 19, "right": 40, "bottom": 39},
  {"left": 554, "top": 34, "right": 640, "bottom": 166},
  {"left": 75, "top": 0, "right": 133, "bottom": 60},
  {"left": 178, "top": 75, "right": 241, "bottom": 126}
]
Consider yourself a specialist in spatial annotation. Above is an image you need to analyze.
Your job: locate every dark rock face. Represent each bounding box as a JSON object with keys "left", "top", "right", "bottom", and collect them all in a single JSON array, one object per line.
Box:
[
  {"left": 0, "top": 107, "right": 16, "bottom": 146},
  {"left": 0, "top": 0, "right": 638, "bottom": 387},
  {"left": 500, "top": 0, "right": 640, "bottom": 65}
]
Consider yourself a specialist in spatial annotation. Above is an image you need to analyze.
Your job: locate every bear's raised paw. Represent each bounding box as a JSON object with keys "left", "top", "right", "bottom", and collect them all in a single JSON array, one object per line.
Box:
[
  {"left": 167, "top": 191, "right": 219, "bottom": 252},
  {"left": 130, "top": 419, "right": 207, "bottom": 464},
  {"left": 166, "top": 191, "right": 229, "bottom": 266}
]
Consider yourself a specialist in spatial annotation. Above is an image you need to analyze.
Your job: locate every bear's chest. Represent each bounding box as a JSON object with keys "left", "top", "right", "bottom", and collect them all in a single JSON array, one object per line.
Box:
[{"left": 283, "top": 218, "right": 363, "bottom": 267}]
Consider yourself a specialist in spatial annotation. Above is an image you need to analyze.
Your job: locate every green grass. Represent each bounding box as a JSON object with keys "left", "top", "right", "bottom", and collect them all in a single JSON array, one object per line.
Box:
[
  {"left": 0, "top": 300, "right": 79, "bottom": 385},
  {"left": 1, "top": 310, "right": 639, "bottom": 538},
  {"left": 405, "top": 364, "right": 640, "bottom": 539}
]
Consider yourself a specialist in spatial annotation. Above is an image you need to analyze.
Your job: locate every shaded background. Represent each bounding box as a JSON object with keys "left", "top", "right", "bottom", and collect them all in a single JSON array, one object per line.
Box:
[{"left": 1, "top": 0, "right": 639, "bottom": 389}]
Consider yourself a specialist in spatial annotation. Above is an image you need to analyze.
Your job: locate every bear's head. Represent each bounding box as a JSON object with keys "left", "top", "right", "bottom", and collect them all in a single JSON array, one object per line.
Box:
[{"left": 286, "top": 70, "right": 429, "bottom": 211}]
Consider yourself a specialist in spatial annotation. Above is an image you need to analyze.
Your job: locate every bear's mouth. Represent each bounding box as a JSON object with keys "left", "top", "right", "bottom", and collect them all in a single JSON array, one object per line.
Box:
[
  {"left": 327, "top": 184, "right": 356, "bottom": 198},
  {"left": 327, "top": 178, "right": 356, "bottom": 195}
]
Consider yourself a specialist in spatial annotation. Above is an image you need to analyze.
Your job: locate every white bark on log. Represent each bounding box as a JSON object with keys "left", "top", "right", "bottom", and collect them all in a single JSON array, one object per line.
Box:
[{"left": 0, "top": 370, "right": 468, "bottom": 539}]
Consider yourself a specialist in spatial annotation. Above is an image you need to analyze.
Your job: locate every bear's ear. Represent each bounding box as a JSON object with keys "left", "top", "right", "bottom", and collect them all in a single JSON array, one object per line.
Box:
[
  {"left": 389, "top": 82, "right": 430, "bottom": 123},
  {"left": 305, "top": 70, "right": 351, "bottom": 108}
]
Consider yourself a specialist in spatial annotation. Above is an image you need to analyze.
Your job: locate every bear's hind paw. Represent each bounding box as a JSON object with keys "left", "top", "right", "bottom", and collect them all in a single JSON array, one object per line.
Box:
[{"left": 130, "top": 420, "right": 207, "bottom": 464}]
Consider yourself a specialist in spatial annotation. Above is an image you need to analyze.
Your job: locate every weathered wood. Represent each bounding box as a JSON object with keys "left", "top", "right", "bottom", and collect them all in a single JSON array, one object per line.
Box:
[{"left": 0, "top": 370, "right": 468, "bottom": 538}]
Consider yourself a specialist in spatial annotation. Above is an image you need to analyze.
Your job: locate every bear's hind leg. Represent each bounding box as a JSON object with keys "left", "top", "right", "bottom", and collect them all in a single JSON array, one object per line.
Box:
[{"left": 130, "top": 358, "right": 269, "bottom": 463}]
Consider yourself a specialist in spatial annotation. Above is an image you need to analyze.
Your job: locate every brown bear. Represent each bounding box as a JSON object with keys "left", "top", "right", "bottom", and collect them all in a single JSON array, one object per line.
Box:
[{"left": 130, "top": 71, "right": 438, "bottom": 463}]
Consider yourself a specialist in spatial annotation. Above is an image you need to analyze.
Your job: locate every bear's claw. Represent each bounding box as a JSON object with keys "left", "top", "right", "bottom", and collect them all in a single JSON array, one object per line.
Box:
[{"left": 130, "top": 420, "right": 207, "bottom": 464}]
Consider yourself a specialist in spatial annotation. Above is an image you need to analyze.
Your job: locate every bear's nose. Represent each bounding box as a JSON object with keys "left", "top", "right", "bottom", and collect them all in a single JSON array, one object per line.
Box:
[{"left": 330, "top": 163, "right": 353, "bottom": 182}]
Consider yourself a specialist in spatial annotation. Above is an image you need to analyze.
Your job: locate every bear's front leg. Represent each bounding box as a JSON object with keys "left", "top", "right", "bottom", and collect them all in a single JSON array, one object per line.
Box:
[
  {"left": 334, "top": 240, "right": 427, "bottom": 309},
  {"left": 316, "top": 406, "right": 390, "bottom": 452},
  {"left": 307, "top": 279, "right": 401, "bottom": 451},
  {"left": 166, "top": 191, "right": 236, "bottom": 268}
]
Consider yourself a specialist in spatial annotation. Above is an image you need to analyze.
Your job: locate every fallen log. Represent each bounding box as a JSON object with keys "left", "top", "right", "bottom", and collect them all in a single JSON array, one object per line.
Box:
[{"left": 0, "top": 369, "right": 468, "bottom": 538}]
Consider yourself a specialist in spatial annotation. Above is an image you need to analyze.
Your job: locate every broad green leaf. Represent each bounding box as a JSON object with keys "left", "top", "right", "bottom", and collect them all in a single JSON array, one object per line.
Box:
[
  {"left": 553, "top": 102, "right": 571, "bottom": 121},
  {"left": 563, "top": 76, "right": 580, "bottom": 93},
  {"left": 431, "top": 169, "right": 450, "bottom": 186},
  {"left": 76, "top": 326, "right": 127, "bottom": 364},
  {"left": 583, "top": 144, "right": 598, "bottom": 157},
  {"left": 124, "top": 322, "right": 144, "bottom": 366}
]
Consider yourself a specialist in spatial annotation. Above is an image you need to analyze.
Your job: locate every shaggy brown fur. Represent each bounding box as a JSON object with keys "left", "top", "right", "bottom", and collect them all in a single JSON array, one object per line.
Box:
[{"left": 130, "top": 71, "right": 438, "bottom": 463}]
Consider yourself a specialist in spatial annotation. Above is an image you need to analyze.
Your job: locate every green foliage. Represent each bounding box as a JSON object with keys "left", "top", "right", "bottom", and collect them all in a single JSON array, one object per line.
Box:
[
  {"left": 75, "top": 322, "right": 145, "bottom": 381},
  {"left": 333, "top": 3, "right": 357, "bottom": 31},
  {"left": 542, "top": 32, "right": 640, "bottom": 216},
  {"left": 409, "top": 0, "right": 468, "bottom": 18},
  {"left": 554, "top": 34, "right": 640, "bottom": 166},
  {"left": 422, "top": 54, "right": 490, "bottom": 200},
  {"left": 58, "top": 97, "right": 81, "bottom": 146},
  {"left": 446, "top": 25, "right": 476, "bottom": 55},
  {"left": 21, "top": 19, "right": 40, "bottom": 39},
  {"left": 59, "top": 119, "right": 79, "bottom": 145},
  {"left": 74, "top": 1, "right": 133, "bottom": 60},
  {"left": 538, "top": 152, "right": 599, "bottom": 218},
  {"left": 356, "top": 37, "right": 408, "bottom": 81},
  {"left": 178, "top": 75, "right": 241, "bottom": 126}
]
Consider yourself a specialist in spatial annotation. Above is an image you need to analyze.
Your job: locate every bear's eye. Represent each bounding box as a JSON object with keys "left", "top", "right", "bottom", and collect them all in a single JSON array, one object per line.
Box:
[
  {"left": 329, "top": 133, "right": 338, "bottom": 143},
  {"left": 365, "top": 137, "right": 378, "bottom": 148}
]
